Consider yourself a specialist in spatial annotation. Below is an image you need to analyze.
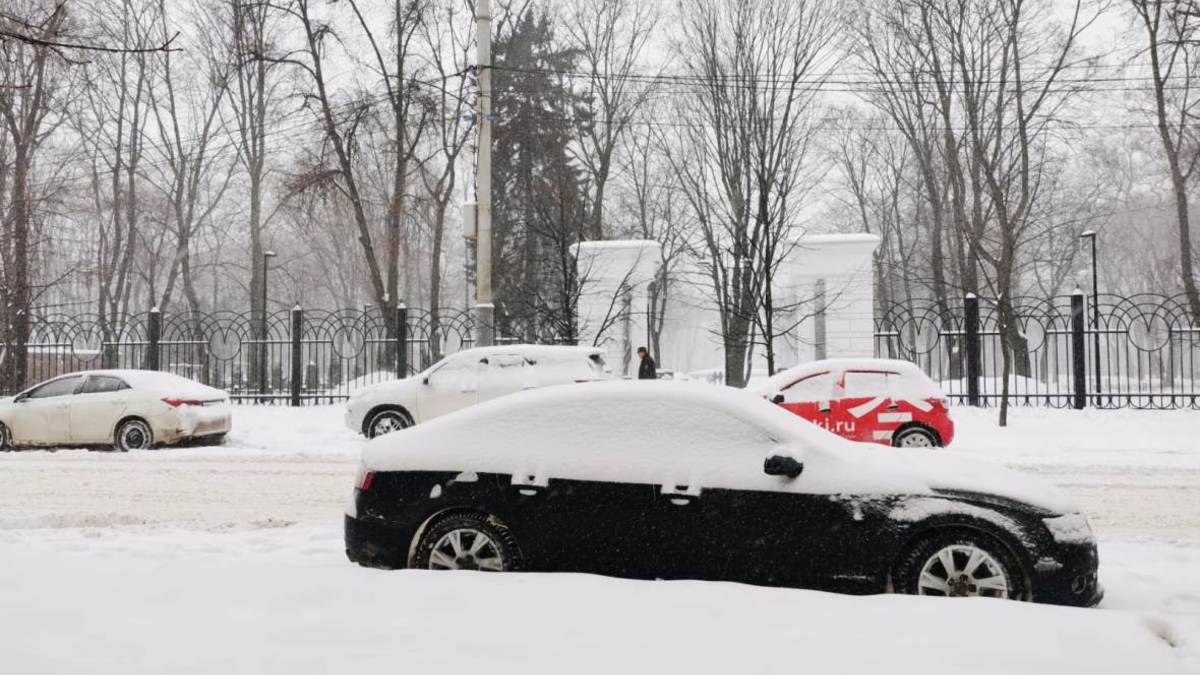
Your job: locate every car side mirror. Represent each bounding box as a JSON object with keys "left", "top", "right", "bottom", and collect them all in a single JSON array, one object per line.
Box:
[
  {"left": 422, "top": 376, "right": 430, "bottom": 386},
  {"left": 764, "top": 453, "right": 804, "bottom": 479},
  {"left": 771, "top": 393, "right": 785, "bottom": 405}
]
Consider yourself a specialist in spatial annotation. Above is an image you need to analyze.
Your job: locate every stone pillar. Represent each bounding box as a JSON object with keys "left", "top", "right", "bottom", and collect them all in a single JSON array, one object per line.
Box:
[
  {"left": 788, "top": 234, "right": 880, "bottom": 362},
  {"left": 571, "top": 240, "right": 661, "bottom": 377}
]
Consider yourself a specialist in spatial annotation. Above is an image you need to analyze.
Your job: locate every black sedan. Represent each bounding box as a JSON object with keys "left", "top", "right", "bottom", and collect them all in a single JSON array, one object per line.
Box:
[{"left": 345, "top": 382, "right": 1101, "bottom": 607}]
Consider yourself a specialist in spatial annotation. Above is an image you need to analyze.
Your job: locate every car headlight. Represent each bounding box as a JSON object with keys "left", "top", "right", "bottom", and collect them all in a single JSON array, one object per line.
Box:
[{"left": 1043, "top": 512, "right": 1094, "bottom": 545}]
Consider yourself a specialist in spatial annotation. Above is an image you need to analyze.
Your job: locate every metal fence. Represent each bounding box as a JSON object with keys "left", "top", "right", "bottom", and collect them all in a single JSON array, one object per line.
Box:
[
  {"left": 875, "top": 293, "right": 1200, "bottom": 409},
  {"left": 1, "top": 306, "right": 481, "bottom": 403}
]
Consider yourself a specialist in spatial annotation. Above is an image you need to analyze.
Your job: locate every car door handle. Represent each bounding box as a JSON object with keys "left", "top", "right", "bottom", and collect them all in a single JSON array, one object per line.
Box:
[
  {"left": 510, "top": 475, "right": 546, "bottom": 497},
  {"left": 661, "top": 486, "right": 699, "bottom": 506}
]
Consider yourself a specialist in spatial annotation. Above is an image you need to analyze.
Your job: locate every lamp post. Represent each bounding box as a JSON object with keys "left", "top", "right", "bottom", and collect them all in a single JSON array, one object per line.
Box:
[
  {"left": 1079, "top": 231, "right": 1100, "bottom": 397},
  {"left": 261, "top": 250, "right": 277, "bottom": 396}
]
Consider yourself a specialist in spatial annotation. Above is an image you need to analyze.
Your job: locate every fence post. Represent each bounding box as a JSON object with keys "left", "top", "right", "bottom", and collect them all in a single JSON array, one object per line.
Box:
[
  {"left": 395, "top": 303, "right": 408, "bottom": 379},
  {"left": 147, "top": 307, "right": 161, "bottom": 371},
  {"left": 1070, "top": 290, "right": 1087, "bottom": 410},
  {"left": 964, "top": 294, "right": 981, "bottom": 407},
  {"left": 290, "top": 305, "right": 302, "bottom": 407}
]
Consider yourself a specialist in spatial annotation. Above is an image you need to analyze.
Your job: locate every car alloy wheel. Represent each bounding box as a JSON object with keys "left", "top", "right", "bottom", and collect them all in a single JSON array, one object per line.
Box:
[
  {"left": 414, "top": 512, "right": 521, "bottom": 572},
  {"left": 115, "top": 420, "right": 153, "bottom": 452},
  {"left": 428, "top": 529, "right": 506, "bottom": 571},
  {"left": 0, "top": 423, "right": 10, "bottom": 451},
  {"left": 368, "top": 411, "right": 408, "bottom": 438},
  {"left": 895, "top": 427, "right": 937, "bottom": 448},
  {"left": 917, "top": 544, "right": 1011, "bottom": 599}
]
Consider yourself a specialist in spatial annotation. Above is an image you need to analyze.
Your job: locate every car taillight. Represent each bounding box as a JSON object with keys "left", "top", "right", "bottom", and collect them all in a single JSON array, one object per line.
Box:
[
  {"left": 358, "top": 470, "right": 375, "bottom": 491},
  {"left": 163, "top": 398, "right": 204, "bottom": 407}
]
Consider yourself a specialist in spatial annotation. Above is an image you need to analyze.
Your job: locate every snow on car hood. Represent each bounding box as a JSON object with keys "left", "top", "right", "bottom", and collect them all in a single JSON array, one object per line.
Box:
[{"left": 362, "top": 381, "right": 1079, "bottom": 516}]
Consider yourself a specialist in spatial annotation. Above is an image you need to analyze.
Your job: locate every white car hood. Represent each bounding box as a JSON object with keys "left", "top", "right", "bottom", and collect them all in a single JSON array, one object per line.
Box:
[{"left": 351, "top": 377, "right": 417, "bottom": 402}]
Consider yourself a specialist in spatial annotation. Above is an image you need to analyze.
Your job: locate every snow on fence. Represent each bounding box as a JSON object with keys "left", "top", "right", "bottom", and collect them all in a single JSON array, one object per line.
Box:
[{"left": 875, "top": 292, "right": 1200, "bottom": 410}]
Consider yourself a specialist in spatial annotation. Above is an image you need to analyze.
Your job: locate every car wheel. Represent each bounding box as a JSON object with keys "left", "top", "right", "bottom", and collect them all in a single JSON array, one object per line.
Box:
[
  {"left": 894, "top": 426, "right": 939, "bottom": 448},
  {"left": 114, "top": 419, "right": 154, "bottom": 452},
  {"left": 413, "top": 512, "right": 522, "bottom": 572},
  {"left": 0, "top": 422, "right": 11, "bottom": 451},
  {"left": 367, "top": 410, "right": 409, "bottom": 438},
  {"left": 895, "top": 530, "right": 1027, "bottom": 600}
]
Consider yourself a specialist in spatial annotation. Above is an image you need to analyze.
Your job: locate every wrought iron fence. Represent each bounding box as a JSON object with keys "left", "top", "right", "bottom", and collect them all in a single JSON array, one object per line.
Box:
[
  {"left": 875, "top": 293, "right": 1200, "bottom": 409},
  {"left": 1, "top": 306, "right": 481, "bottom": 403}
]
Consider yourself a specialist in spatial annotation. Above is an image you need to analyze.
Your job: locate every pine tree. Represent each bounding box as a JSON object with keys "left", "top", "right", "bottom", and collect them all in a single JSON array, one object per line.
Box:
[{"left": 491, "top": 9, "right": 590, "bottom": 342}]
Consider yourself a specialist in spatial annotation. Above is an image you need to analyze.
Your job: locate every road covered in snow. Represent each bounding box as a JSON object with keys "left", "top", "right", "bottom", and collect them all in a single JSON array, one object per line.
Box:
[{"left": 1, "top": 403, "right": 1199, "bottom": 673}]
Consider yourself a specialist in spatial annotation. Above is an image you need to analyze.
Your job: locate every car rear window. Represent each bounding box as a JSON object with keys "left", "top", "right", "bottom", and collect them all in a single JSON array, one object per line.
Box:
[
  {"left": 81, "top": 376, "right": 129, "bottom": 394},
  {"left": 842, "top": 371, "right": 900, "bottom": 398}
]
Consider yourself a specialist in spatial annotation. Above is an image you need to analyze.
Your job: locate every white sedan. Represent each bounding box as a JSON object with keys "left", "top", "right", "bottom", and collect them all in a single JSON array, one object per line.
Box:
[
  {"left": 0, "top": 370, "right": 231, "bottom": 451},
  {"left": 345, "top": 345, "right": 609, "bottom": 438}
]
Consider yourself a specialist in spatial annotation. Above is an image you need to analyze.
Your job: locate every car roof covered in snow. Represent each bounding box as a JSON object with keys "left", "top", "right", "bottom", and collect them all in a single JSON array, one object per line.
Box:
[
  {"left": 441, "top": 344, "right": 604, "bottom": 362},
  {"left": 756, "top": 358, "right": 939, "bottom": 394},
  {"left": 362, "top": 380, "right": 1075, "bottom": 514},
  {"left": 39, "top": 369, "right": 226, "bottom": 396}
]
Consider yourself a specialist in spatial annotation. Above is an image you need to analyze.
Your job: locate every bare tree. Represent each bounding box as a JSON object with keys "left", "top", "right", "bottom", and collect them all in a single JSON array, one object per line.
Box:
[
  {"left": 669, "top": 0, "right": 835, "bottom": 386},
  {"left": 73, "top": 0, "right": 158, "bottom": 351},
  {"left": 619, "top": 124, "right": 691, "bottom": 365},
  {"left": 0, "top": 1, "right": 69, "bottom": 391},
  {"left": 280, "top": 0, "right": 431, "bottom": 331},
  {"left": 147, "top": 0, "right": 235, "bottom": 313},
  {"left": 1130, "top": 0, "right": 1200, "bottom": 325},
  {"left": 562, "top": 0, "right": 658, "bottom": 240},
  {"left": 947, "top": 0, "right": 1094, "bottom": 425},
  {"left": 416, "top": 0, "right": 473, "bottom": 358}
]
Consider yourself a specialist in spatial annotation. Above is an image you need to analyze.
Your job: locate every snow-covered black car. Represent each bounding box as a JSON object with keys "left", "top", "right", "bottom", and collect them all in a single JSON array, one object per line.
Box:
[{"left": 344, "top": 382, "right": 1102, "bottom": 607}]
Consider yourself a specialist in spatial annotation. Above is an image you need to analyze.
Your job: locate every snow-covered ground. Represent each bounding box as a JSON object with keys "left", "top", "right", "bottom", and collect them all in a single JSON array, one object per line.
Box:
[{"left": 2, "top": 401, "right": 1199, "bottom": 673}]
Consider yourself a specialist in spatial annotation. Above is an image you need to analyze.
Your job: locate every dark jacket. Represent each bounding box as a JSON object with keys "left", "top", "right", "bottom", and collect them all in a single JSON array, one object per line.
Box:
[{"left": 638, "top": 354, "right": 658, "bottom": 380}]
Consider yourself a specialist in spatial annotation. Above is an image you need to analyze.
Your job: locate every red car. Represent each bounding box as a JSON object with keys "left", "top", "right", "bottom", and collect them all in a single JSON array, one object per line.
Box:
[{"left": 759, "top": 359, "right": 954, "bottom": 448}]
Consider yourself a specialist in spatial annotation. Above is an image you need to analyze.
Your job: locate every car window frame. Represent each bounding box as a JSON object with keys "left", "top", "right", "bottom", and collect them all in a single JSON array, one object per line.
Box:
[
  {"left": 22, "top": 374, "right": 86, "bottom": 400},
  {"left": 838, "top": 369, "right": 901, "bottom": 398},
  {"left": 79, "top": 374, "right": 131, "bottom": 395},
  {"left": 780, "top": 371, "right": 833, "bottom": 396},
  {"left": 425, "top": 352, "right": 484, "bottom": 390}
]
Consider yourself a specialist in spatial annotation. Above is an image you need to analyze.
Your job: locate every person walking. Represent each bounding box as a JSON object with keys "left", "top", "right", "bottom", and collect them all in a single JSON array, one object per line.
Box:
[{"left": 637, "top": 346, "right": 658, "bottom": 380}]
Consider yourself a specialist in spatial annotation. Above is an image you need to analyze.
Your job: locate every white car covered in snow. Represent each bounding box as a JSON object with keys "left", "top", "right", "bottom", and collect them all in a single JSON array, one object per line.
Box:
[
  {"left": 345, "top": 345, "right": 610, "bottom": 438},
  {"left": 0, "top": 370, "right": 231, "bottom": 452}
]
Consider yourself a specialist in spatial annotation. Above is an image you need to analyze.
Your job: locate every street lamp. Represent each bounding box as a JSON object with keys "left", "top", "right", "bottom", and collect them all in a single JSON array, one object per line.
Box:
[
  {"left": 261, "top": 250, "right": 277, "bottom": 397},
  {"left": 1079, "top": 231, "right": 1100, "bottom": 397}
]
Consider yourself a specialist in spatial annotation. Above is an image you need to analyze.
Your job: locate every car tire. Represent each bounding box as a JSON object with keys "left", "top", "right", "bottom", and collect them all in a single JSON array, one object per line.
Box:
[
  {"left": 366, "top": 409, "right": 410, "bottom": 439},
  {"left": 894, "top": 529, "right": 1028, "bottom": 601},
  {"left": 413, "top": 511, "right": 522, "bottom": 572},
  {"left": 0, "top": 422, "right": 11, "bottom": 451},
  {"left": 893, "top": 426, "right": 939, "bottom": 448},
  {"left": 113, "top": 419, "right": 154, "bottom": 452}
]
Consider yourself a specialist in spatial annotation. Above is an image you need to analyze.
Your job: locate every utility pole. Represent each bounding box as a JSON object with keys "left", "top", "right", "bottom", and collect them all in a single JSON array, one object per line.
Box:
[{"left": 474, "top": 0, "right": 494, "bottom": 347}]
